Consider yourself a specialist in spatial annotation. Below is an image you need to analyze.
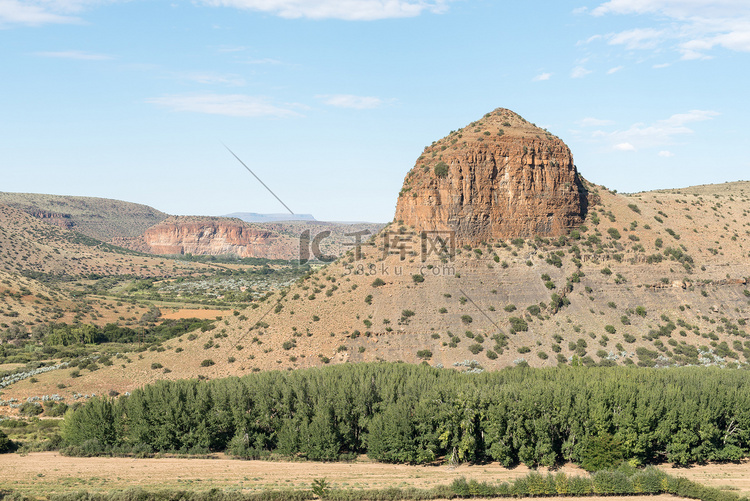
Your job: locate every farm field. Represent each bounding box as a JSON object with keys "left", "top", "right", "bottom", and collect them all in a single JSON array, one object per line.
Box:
[{"left": 0, "top": 452, "right": 745, "bottom": 497}]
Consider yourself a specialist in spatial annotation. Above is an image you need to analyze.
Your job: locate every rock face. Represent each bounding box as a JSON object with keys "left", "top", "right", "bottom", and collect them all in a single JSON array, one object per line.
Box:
[
  {"left": 23, "top": 209, "right": 76, "bottom": 231},
  {"left": 394, "top": 108, "right": 588, "bottom": 245},
  {"left": 143, "top": 217, "right": 295, "bottom": 259}
]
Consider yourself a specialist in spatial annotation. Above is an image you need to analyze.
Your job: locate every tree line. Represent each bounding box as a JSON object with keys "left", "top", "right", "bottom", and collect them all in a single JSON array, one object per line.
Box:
[{"left": 61, "top": 363, "right": 750, "bottom": 467}]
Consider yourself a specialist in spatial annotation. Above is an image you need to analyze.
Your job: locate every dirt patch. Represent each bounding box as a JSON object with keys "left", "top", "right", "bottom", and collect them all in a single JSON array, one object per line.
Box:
[
  {"left": 0, "top": 453, "right": 590, "bottom": 495},
  {"left": 0, "top": 453, "right": 742, "bottom": 498},
  {"left": 161, "top": 308, "right": 227, "bottom": 320},
  {"left": 658, "top": 461, "right": 750, "bottom": 494}
]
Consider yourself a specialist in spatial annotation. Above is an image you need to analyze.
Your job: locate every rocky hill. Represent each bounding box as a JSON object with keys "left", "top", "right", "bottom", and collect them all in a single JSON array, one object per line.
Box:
[
  {"left": 394, "top": 109, "right": 588, "bottom": 245},
  {"left": 142, "top": 216, "right": 292, "bottom": 259},
  {"left": 0, "top": 192, "right": 168, "bottom": 242},
  {"left": 0, "top": 192, "right": 384, "bottom": 261},
  {"left": 139, "top": 217, "right": 385, "bottom": 261},
  {"left": 4, "top": 109, "right": 750, "bottom": 402}
]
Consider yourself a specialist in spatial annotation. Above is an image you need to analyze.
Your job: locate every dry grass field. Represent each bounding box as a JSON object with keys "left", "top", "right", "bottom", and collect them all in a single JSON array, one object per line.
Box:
[{"left": 0, "top": 453, "right": 746, "bottom": 498}]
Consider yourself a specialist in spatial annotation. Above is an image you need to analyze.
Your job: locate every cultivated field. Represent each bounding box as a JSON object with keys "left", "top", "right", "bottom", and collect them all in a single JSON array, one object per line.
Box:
[{"left": 0, "top": 453, "right": 745, "bottom": 497}]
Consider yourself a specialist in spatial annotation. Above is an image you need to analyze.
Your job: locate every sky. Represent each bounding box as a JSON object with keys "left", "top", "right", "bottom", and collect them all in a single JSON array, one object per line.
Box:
[{"left": 2, "top": 0, "right": 749, "bottom": 222}]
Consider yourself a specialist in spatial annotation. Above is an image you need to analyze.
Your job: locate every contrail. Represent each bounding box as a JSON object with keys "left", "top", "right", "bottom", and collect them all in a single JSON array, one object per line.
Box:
[{"left": 222, "top": 142, "right": 294, "bottom": 215}]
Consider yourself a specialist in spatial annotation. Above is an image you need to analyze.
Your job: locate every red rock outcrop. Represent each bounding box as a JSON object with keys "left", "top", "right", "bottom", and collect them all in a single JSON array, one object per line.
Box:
[
  {"left": 394, "top": 108, "right": 588, "bottom": 245},
  {"left": 143, "top": 217, "right": 296, "bottom": 259}
]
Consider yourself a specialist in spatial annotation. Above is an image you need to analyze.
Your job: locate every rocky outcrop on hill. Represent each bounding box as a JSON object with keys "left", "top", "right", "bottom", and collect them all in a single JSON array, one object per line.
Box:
[
  {"left": 143, "top": 217, "right": 296, "bottom": 259},
  {"left": 23, "top": 210, "right": 76, "bottom": 231},
  {"left": 394, "top": 108, "right": 588, "bottom": 245}
]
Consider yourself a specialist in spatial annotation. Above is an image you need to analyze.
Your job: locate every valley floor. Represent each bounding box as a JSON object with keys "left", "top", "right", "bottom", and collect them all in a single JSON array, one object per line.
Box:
[{"left": 0, "top": 452, "right": 745, "bottom": 497}]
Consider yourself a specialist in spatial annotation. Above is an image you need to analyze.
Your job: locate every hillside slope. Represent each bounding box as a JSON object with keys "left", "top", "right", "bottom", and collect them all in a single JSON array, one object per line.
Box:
[
  {"left": 14, "top": 182, "right": 750, "bottom": 401},
  {"left": 0, "top": 192, "right": 168, "bottom": 242},
  {"left": 3, "top": 109, "right": 749, "bottom": 401}
]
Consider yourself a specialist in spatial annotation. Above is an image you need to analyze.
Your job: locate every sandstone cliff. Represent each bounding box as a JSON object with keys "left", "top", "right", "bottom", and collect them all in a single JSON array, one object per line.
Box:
[
  {"left": 394, "top": 108, "right": 588, "bottom": 244},
  {"left": 143, "top": 217, "right": 296, "bottom": 259}
]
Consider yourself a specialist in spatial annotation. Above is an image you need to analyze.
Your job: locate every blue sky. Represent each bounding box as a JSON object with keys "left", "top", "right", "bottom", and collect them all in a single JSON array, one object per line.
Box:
[{"left": 2, "top": 0, "right": 749, "bottom": 222}]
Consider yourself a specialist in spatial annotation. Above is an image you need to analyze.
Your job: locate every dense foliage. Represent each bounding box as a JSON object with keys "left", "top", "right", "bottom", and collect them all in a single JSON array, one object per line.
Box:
[
  {"left": 0, "top": 429, "right": 14, "bottom": 453},
  {"left": 61, "top": 363, "right": 750, "bottom": 467}
]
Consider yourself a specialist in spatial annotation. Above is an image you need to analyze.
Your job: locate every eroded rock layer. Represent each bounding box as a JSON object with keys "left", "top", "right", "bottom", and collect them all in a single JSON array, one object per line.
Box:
[
  {"left": 394, "top": 108, "right": 587, "bottom": 244},
  {"left": 143, "top": 217, "right": 294, "bottom": 259}
]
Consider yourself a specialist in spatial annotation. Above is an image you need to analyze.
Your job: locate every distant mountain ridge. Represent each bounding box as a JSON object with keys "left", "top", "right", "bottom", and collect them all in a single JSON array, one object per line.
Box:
[
  {"left": 0, "top": 192, "right": 384, "bottom": 260},
  {"left": 224, "top": 212, "right": 317, "bottom": 222}
]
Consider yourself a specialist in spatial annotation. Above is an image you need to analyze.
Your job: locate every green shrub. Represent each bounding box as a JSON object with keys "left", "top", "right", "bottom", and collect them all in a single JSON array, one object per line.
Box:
[
  {"left": 19, "top": 402, "right": 43, "bottom": 416},
  {"left": 0, "top": 429, "right": 15, "bottom": 453},
  {"left": 607, "top": 228, "right": 621, "bottom": 240},
  {"left": 580, "top": 433, "right": 624, "bottom": 472},
  {"left": 509, "top": 317, "right": 528, "bottom": 332},
  {"left": 593, "top": 470, "right": 633, "bottom": 494},
  {"left": 434, "top": 162, "right": 449, "bottom": 178},
  {"left": 200, "top": 359, "right": 215, "bottom": 367}
]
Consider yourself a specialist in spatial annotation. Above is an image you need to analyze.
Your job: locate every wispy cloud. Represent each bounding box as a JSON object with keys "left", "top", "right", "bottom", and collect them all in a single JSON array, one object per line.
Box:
[
  {"left": 658, "top": 150, "right": 675, "bottom": 157},
  {"left": 608, "top": 27, "right": 665, "bottom": 50},
  {"left": 317, "top": 94, "right": 390, "bottom": 109},
  {"left": 591, "top": 109, "right": 719, "bottom": 151},
  {"left": 571, "top": 66, "right": 592, "bottom": 78},
  {"left": 34, "top": 50, "right": 113, "bottom": 60},
  {"left": 532, "top": 72, "right": 552, "bottom": 81},
  {"left": 577, "top": 117, "right": 615, "bottom": 127},
  {"left": 0, "top": 0, "right": 121, "bottom": 27},
  {"left": 146, "top": 93, "right": 301, "bottom": 118},
  {"left": 200, "top": 0, "right": 450, "bottom": 20},
  {"left": 0, "top": 0, "right": 79, "bottom": 26},
  {"left": 591, "top": 0, "right": 750, "bottom": 59},
  {"left": 607, "top": 65, "right": 624, "bottom": 74}
]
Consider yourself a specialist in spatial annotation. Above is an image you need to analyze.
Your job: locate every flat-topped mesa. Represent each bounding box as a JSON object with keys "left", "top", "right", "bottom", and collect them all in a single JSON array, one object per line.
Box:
[
  {"left": 143, "top": 216, "right": 287, "bottom": 258},
  {"left": 394, "top": 108, "right": 587, "bottom": 245}
]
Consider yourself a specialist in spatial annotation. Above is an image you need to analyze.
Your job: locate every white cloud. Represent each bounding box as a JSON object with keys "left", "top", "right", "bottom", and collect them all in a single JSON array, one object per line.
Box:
[
  {"left": 571, "top": 66, "right": 592, "bottom": 78},
  {"left": 200, "top": 0, "right": 450, "bottom": 20},
  {"left": 532, "top": 72, "right": 552, "bottom": 81},
  {"left": 578, "top": 117, "right": 615, "bottom": 127},
  {"left": 608, "top": 27, "right": 665, "bottom": 50},
  {"left": 146, "top": 94, "right": 301, "bottom": 118},
  {"left": 591, "top": 0, "right": 750, "bottom": 58},
  {"left": 607, "top": 65, "right": 624, "bottom": 74},
  {"left": 592, "top": 109, "right": 719, "bottom": 151},
  {"left": 34, "top": 50, "right": 112, "bottom": 60},
  {"left": 592, "top": 0, "right": 749, "bottom": 19},
  {"left": 317, "top": 94, "right": 389, "bottom": 109},
  {"left": 0, "top": 0, "right": 78, "bottom": 25},
  {"left": 658, "top": 150, "right": 675, "bottom": 157},
  {"left": 0, "top": 0, "right": 121, "bottom": 27}
]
